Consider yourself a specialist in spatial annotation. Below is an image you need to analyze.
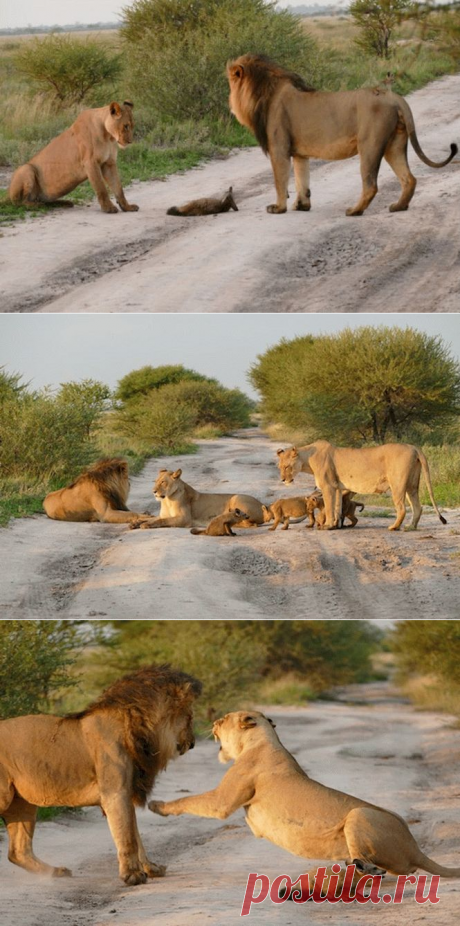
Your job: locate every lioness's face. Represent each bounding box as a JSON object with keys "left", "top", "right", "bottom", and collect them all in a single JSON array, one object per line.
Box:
[
  {"left": 154, "top": 469, "right": 182, "bottom": 500},
  {"left": 277, "top": 448, "right": 301, "bottom": 485},
  {"left": 106, "top": 101, "right": 135, "bottom": 149},
  {"left": 212, "top": 711, "right": 276, "bottom": 762},
  {"left": 262, "top": 504, "right": 274, "bottom": 523}
]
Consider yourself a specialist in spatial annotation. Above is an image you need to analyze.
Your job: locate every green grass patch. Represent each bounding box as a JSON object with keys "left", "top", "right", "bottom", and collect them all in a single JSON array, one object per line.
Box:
[
  {"left": 256, "top": 673, "right": 318, "bottom": 705},
  {"left": 0, "top": 491, "right": 45, "bottom": 527}
]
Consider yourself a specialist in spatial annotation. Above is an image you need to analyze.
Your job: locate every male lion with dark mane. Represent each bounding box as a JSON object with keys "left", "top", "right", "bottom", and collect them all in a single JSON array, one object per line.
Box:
[
  {"left": 0, "top": 665, "right": 201, "bottom": 884},
  {"left": 226, "top": 54, "right": 457, "bottom": 216},
  {"left": 43, "top": 458, "right": 146, "bottom": 523},
  {"left": 9, "top": 102, "right": 139, "bottom": 214}
]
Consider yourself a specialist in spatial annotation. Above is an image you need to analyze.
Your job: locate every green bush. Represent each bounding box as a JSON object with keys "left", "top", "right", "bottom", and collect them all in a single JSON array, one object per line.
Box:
[
  {"left": 115, "top": 364, "right": 215, "bottom": 403},
  {"left": 14, "top": 34, "right": 123, "bottom": 105},
  {"left": 121, "top": 0, "right": 320, "bottom": 121},
  {"left": 109, "top": 397, "right": 197, "bottom": 453},
  {"left": 157, "top": 380, "right": 254, "bottom": 432},
  {"left": 350, "top": 0, "right": 415, "bottom": 58},
  {"left": 392, "top": 621, "right": 460, "bottom": 689},
  {"left": 0, "top": 622, "right": 79, "bottom": 719}
]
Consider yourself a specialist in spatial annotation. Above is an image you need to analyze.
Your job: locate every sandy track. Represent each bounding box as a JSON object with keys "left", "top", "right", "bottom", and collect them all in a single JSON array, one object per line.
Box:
[
  {"left": 1, "top": 684, "right": 459, "bottom": 926},
  {"left": 1, "top": 76, "right": 459, "bottom": 314},
  {"left": 1, "top": 431, "right": 459, "bottom": 620}
]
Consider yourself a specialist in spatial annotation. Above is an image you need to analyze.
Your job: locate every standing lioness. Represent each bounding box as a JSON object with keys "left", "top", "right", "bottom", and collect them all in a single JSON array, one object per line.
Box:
[
  {"left": 9, "top": 102, "right": 139, "bottom": 214},
  {"left": 150, "top": 711, "right": 460, "bottom": 880}
]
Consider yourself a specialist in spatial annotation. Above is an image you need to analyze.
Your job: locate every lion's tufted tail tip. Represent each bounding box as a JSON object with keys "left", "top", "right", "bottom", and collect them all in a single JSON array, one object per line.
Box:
[
  {"left": 440, "top": 515, "right": 447, "bottom": 525},
  {"left": 450, "top": 143, "right": 458, "bottom": 158},
  {"left": 167, "top": 206, "right": 181, "bottom": 216}
]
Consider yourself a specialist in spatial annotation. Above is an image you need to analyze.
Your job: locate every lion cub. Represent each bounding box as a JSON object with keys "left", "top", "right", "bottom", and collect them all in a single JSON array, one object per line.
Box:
[
  {"left": 167, "top": 186, "right": 238, "bottom": 216},
  {"left": 190, "top": 508, "right": 248, "bottom": 536},
  {"left": 262, "top": 497, "right": 309, "bottom": 531},
  {"left": 306, "top": 491, "right": 364, "bottom": 529}
]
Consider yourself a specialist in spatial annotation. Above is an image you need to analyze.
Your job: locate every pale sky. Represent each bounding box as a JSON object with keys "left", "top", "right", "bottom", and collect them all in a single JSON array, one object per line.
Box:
[
  {"left": 1, "top": 0, "right": 340, "bottom": 29},
  {"left": 2, "top": 314, "right": 459, "bottom": 399}
]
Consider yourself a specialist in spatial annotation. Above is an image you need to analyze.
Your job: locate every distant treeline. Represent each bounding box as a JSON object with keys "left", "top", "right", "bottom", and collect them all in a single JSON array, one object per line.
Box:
[{"left": 0, "top": 22, "right": 119, "bottom": 35}]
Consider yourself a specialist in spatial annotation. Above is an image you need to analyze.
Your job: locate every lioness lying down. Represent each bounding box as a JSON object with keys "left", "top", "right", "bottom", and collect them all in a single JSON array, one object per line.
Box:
[
  {"left": 130, "top": 468, "right": 264, "bottom": 529},
  {"left": 9, "top": 102, "right": 139, "bottom": 214},
  {"left": 150, "top": 711, "right": 460, "bottom": 880}
]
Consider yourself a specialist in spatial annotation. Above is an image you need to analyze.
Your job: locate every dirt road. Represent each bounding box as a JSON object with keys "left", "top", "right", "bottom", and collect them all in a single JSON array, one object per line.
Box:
[
  {"left": 1, "top": 431, "right": 459, "bottom": 620},
  {"left": 1, "top": 684, "right": 459, "bottom": 926},
  {"left": 1, "top": 76, "right": 459, "bottom": 314}
]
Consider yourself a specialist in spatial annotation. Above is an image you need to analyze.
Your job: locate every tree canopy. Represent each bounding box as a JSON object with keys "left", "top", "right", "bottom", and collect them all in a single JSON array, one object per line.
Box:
[{"left": 250, "top": 326, "right": 460, "bottom": 444}]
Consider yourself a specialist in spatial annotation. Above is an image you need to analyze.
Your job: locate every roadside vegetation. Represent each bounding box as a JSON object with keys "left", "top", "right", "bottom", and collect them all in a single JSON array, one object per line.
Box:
[
  {"left": 0, "top": 364, "right": 253, "bottom": 526},
  {"left": 252, "top": 326, "right": 460, "bottom": 508},
  {"left": 392, "top": 620, "right": 460, "bottom": 718},
  {"left": 1, "top": 0, "right": 459, "bottom": 223}
]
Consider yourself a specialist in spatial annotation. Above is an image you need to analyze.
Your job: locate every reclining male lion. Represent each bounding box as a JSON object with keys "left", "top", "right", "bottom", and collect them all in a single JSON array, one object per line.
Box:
[
  {"left": 150, "top": 711, "right": 460, "bottom": 881},
  {"left": 9, "top": 102, "right": 139, "bottom": 214},
  {"left": 130, "top": 468, "right": 264, "bottom": 529},
  {"left": 0, "top": 665, "right": 201, "bottom": 884},
  {"left": 277, "top": 442, "right": 446, "bottom": 531},
  {"left": 43, "top": 458, "right": 146, "bottom": 523},
  {"left": 226, "top": 54, "right": 457, "bottom": 216}
]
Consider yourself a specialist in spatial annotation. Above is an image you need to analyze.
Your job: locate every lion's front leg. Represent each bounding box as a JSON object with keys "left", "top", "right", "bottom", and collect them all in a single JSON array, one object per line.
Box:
[
  {"left": 133, "top": 814, "right": 166, "bottom": 879},
  {"left": 130, "top": 516, "right": 190, "bottom": 530},
  {"left": 102, "top": 160, "right": 139, "bottom": 212},
  {"left": 267, "top": 152, "right": 290, "bottom": 214},
  {"left": 319, "top": 485, "right": 339, "bottom": 530},
  {"left": 85, "top": 160, "right": 118, "bottom": 213},
  {"left": 101, "top": 793, "right": 147, "bottom": 885}
]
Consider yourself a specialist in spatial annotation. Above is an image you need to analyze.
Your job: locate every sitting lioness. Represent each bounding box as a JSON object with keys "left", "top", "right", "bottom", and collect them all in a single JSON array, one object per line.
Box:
[
  {"left": 306, "top": 490, "right": 364, "bottom": 529},
  {"left": 190, "top": 508, "right": 248, "bottom": 536},
  {"left": 9, "top": 102, "right": 139, "bottom": 214},
  {"left": 149, "top": 711, "right": 460, "bottom": 880},
  {"left": 130, "top": 469, "right": 264, "bottom": 529}
]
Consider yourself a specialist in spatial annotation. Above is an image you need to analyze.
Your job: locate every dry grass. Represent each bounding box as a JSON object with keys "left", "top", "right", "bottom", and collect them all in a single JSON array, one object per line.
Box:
[{"left": 399, "top": 675, "right": 460, "bottom": 720}]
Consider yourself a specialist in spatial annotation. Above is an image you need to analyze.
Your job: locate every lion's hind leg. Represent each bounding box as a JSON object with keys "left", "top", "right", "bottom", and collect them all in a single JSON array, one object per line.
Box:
[
  {"left": 9, "top": 164, "right": 42, "bottom": 206},
  {"left": 384, "top": 131, "right": 416, "bottom": 213},
  {"left": 344, "top": 806, "right": 418, "bottom": 876},
  {"left": 346, "top": 143, "right": 387, "bottom": 216},
  {"left": 292, "top": 156, "right": 311, "bottom": 211},
  {"left": 3, "top": 795, "right": 71, "bottom": 877}
]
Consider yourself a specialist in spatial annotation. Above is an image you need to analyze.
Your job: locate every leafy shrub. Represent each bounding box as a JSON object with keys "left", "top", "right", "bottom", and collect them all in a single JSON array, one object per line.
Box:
[
  {"left": 109, "top": 397, "right": 197, "bottom": 453},
  {"left": 14, "top": 34, "right": 123, "bottom": 105},
  {"left": 122, "top": 0, "right": 320, "bottom": 121},
  {"left": 115, "top": 364, "right": 215, "bottom": 403},
  {"left": 157, "top": 380, "right": 254, "bottom": 432},
  {"left": 0, "top": 621, "right": 78, "bottom": 719}
]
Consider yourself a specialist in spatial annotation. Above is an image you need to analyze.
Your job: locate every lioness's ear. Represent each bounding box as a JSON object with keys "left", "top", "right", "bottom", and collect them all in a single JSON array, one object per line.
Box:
[
  {"left": 276, "top": 449, "right": 284, "bottom": 456},
  {"left": 172, "top": 468, "right": 182, "bottom": 479},
  {"left": 239, "top": 714, "right": 257, "bottom": 730},
  {"left": 110, "top": 102, "right": 122, "bottom": 117},
  {"left": 158, "top": 468, "right": 168, "bottom": 474},
  {"left": 267, "top": 717, "right": 276, "bottom": 728},
  {"left": 228, "top": 64, "right": 245, "bottom": 81},
  {"left": 124, "top": 100, "right": 134, "bottom": 108}
]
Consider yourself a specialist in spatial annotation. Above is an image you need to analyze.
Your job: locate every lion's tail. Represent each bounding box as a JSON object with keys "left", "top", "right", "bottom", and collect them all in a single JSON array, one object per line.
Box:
[
  {"left": 398, "top": 99, "right": 458, "bottom": 168},
  {"left": 417, "top": 449, "right": 447, "bottom": 525},
  {"left": 356, "top": 503, "right": 365, "bottom": 512},
  {"left": 190, "top": 527, "right": 205, "bottom": 534},
  {"left": 167, "top": 206, "right": 181, "bottom": 216},
  {"left": 415, "top": 850, "right": 460, "bottom": 878}
]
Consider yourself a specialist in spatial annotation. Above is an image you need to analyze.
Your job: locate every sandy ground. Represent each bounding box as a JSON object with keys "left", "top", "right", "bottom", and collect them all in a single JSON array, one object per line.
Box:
[
  {"left": 1, "top": 431, "right": 459, "bottom": 620},
  {"left": 1, "top": 683, "right": 459, "bottom": 926},
  {"left": 1, "top": 76, "right": 459, "bottom": 314}
]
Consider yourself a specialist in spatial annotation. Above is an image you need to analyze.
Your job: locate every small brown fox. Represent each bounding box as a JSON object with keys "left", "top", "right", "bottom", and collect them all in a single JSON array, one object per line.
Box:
[
  {"left": 190, "top": 508, "right": 248, "bottom": 536},
  {"left": 167, "top": 186, "right": 238, "bottom": 216}
]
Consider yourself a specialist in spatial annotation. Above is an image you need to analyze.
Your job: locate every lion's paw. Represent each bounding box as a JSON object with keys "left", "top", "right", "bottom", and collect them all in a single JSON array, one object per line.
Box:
[
  {"left": 266, "top": 204, "right": 287, "bottom": 214},
  {"left": 52, "top": 866, "right": 72, "bottom": 878},
  {"left": 144, "top": 861, "right": 167, "bottom": 879},
  {"left": 124, "top": 869, "right": 148, "bottom": 886}
]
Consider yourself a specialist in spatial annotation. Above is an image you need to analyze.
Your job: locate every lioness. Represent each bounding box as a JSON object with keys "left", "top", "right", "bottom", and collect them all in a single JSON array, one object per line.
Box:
[
  {"left": 277, "top": 442, "right": 446, "bottom": 531},
  {"left": 9, "top": 102, "right": 139, "bottom": 214},
  {"left": 0, "top": 665, "right": 201, "bottom": 884},
  {"left": 167, "top": 186, "right": 238, "bottom": 216},
  {"left": 306, "top": 490, "right": 364, "bottom": 529},
  {"left": 43, "top": 458, "right": 146, "bottom": 523},
  {"left": 130, "top": 468, "right": 264, "bottom": 529},
  {"left": 190, "top": 508, "right": 249, "bottom": 536},
  {"left": 226, "top": 54, "right": 457, "bottom": 216},
  {"left": 149, "top": 711, "right": 460, "bottom": 880}
]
